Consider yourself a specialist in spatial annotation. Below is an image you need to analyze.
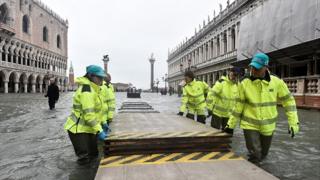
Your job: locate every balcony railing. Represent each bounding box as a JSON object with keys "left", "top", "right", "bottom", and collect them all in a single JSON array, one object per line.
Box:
[
  {"left": 283, "top": 75, "right": 320, "bottom": 95},
  {"left": 0, "top": 61, "right": 66, "bottom": 77},
  {"left": 0, "top": 22, "right": 15, "bottom": 36}
]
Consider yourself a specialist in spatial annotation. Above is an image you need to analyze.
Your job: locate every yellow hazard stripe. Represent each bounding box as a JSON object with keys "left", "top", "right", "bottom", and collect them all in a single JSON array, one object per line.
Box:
[
  {"left": 99, "top": 152, "right": 243, "bottom": 168},
  {"left": 107, "top": 131, "right": 227, "bottom": 140}
]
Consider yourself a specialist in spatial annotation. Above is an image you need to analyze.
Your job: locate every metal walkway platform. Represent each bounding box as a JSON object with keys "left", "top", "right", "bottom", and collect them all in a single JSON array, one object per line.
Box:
[{"left": 96, "top": 102, "right": 279, "bottom": 180}]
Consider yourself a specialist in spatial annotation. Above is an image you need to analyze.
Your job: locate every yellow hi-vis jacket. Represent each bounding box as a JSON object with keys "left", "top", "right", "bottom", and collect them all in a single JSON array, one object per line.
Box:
[
  {"left": 227, "top": 72, "right": 299, "bottom": 136},
  {"left": 179, "top": 80, "right": 209, "bottom": 113},
  {"left": 207, "top": 75, "right": 239, "bottom": 118},
  {"left": 104, "top": 83, "right": 115, "bottom": 121},
  {"left": 64, "top": 77, "right": 103, "bottom": 134}
]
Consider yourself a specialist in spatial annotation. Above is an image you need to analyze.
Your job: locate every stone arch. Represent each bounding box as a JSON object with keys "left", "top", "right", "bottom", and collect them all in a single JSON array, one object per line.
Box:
[
  {"left": 19, "top": 72, "right": 27, "bottom": 93},
  {"left": 43, "top": 74, "right": 50, "bottom": 92},
  {"left": 8, "top": 71, "right": 18, "bottom": 93},
  {"left": 0, "top": 69, "right": 6, "bottom": 93},
  {"left": 27, "top": 74, "right": 36, "bottom": 93},
  {"left": 36, "top": 75, "right": 43, "bottom": 93}
]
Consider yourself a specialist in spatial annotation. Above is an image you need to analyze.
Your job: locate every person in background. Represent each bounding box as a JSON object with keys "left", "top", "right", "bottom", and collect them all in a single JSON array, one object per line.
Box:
[
  {"left": 45, "top": 79, "right": 59, "bottom": 110},
  {"left": 207, "top": 67, "right": 241, "bottom": 130},
  {"left": 104, "top": 73, "right": 116, "bottom": 125},
  {"left": 178, "top": 71, "right": 209, "bottom": 124}
]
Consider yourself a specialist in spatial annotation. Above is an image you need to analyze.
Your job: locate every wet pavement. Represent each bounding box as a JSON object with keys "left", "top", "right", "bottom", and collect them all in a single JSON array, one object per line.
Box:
[{"left": 0, "top": 92, "right": 319, "bottom": 180}]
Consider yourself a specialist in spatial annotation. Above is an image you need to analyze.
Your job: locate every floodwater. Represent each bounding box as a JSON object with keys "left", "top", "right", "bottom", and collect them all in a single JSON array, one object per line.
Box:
[{"left": 0, "top": 92, "right": 319, "bottom": 180}]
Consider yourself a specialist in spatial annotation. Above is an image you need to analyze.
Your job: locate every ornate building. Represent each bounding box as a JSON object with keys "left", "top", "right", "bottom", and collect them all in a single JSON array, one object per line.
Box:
[
  {"left": 167, "top": 0, "right": 320, "bottom": 108},
  {"left": 0, "top": 0, "right": 68, "bottom": 93}
]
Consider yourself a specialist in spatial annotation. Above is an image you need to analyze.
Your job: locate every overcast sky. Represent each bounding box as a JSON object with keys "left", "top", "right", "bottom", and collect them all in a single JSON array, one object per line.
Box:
[{"left": 41, "top": 0, "right": 232, "bottom": 89}]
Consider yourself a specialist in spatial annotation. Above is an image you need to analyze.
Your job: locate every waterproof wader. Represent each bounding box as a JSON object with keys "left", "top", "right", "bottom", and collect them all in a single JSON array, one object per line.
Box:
[
  {"left": 243, "top": 129, "right": 273, "bottom": 163},
  {"left": 68, "top": 131, "right": 98, "bottom": 165},
  {"left": 211, "top": 114, "right": 228, "bottom": 130}
]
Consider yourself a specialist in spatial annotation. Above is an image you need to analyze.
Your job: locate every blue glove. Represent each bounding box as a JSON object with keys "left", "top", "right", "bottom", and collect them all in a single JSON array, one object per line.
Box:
[
  {"left": 102, "top": 123, "right": 109, "bottom": 133},
  {"left": 98, "top": 131, "right": 107, "bottom": 141}
]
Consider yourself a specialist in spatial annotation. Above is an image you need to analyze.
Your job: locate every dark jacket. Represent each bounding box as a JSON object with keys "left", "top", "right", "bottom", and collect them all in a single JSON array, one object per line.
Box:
[{"left": 47, "top": 84, "right": 59, "bottom": 101}]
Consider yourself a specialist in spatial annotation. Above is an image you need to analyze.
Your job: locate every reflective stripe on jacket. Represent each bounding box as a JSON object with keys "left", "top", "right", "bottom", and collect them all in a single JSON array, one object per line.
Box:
[
  {"left": 227, "top": 72, "right": 299, "bottom": 136},
  {"left": 64, "top": 77, "right": 103, "bottom": 134}
]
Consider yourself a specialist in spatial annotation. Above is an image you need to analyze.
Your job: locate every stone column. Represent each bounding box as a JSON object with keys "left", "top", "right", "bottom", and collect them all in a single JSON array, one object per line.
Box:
[
  {"left": 4, "top": 80, "right": 8, "bottom": 93},
  {"left": 217, "top": 36, "right": 221, "bottom": 56},
  {"left": 221, "top": 33, "right": 225, "bottom": 55},
  {"left": 5, "top": 53, "right": 8, "bottom": 62},
  {"left": 149, "top": 56, "right": 155, "bottom": 91},
  {"left": 31, "top": 83, "right": 36, "bottom": 93},
  {"left": 207, "top": 74, "right": 211, "bottom": 87},
  {"left": 235, "top": 23, "right": 240, "bottom": 50},
  {"left": 24, "top": 81, "right": 28, "bottom": 93},
  {"left": 196, "top": 50, "right": 199, "bottom": 64},
  {"left": 212, "top": 38, "right": 216, "bottom": 58},
  {"left": 208, "top": 41, "right": 212, "bottom": 59},
  {"left": 14, "top": 82, "right": 19, "bottom": 93},
  {"left": 212, "top": 73, "right": 216, "bottom": 84},
  {"left": 198, "top": 47, "right": 202, "bottom": 63},
  {"left": 39, "top": 83, "right": 43, "bottom": 93},
  {"left": 203, "top": 44, "right": 207, "bottom": 61},
  {"left": 227, "top": 28, "right": 232, "bottom": 52}
]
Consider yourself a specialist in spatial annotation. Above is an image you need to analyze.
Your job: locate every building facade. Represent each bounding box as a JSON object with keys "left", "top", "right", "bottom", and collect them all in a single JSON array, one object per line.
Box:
[
  {"left": 167, "top": 0, "right": 320, "bottom": 109},
  {"left": 0, "top": 0, "right": 68, "bottom": 93}
]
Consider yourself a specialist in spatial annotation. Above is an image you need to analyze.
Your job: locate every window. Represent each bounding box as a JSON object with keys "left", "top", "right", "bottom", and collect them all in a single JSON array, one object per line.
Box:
[
  {"left": 43, "top": 26, "right": 48, "bottom": 42},
  {"left": 57, "top": 35, "right": 61, "bottom": 48},
  {"left": 22, "top": 15, "right": 29, "bottom": 33},
  {"left": 0, "top": 3, "right": 8, "bottom": 24}
]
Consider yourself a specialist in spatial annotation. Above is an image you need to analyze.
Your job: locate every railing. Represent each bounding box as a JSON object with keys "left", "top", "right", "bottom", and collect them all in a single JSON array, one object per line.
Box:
[
  {"left": 306, "top": 76, "right": 320, "bottom": 94},
  {"left": 0, "top": 61, "right": 66, "bottom": 77},
  {"left": 284, "top": 79, "right": 298, "bottom": 93},
  {"left": 283, "top": 75, "right": 320, "bottom": 95},
  {"left": 0, "top": 22, "right": 15, "bottom": 36}
]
